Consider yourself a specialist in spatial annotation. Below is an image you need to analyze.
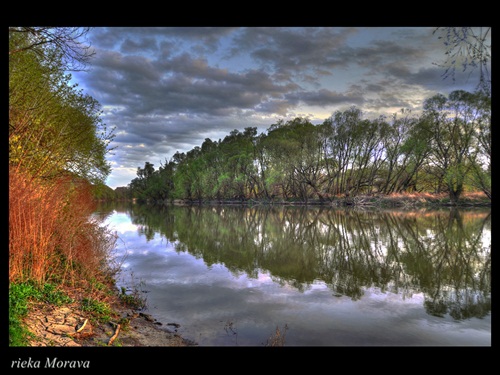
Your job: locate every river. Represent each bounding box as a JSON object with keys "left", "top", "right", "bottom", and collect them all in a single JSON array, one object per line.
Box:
[{"left": 94, "top": 202, "right": 491, "bottom": 346}]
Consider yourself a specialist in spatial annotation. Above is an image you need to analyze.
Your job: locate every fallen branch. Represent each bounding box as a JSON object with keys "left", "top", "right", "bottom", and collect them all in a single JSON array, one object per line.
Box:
[
  {"left": 108, "top": 322, "right": 121, "bottom": 346},
  {"left": 76, "top": 318, "right": 88, "bottom": 333}
]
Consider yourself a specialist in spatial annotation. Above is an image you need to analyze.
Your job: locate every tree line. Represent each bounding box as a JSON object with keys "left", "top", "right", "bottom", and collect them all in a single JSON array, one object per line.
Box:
[{"left": 126, "top": 89, "right": 490, "bottom": 205}]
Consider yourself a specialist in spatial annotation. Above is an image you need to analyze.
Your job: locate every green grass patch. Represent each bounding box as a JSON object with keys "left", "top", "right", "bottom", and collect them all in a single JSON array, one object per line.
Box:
[
  {"left": 9, "top": 283, "right": 38, "bottom": 346},
  {"left": 40, "top": 283, "right": 73, "bottom": 305},
  {"left": 89, "top": 277, "right": 108, "bottom": 292},
  {"left": 9, "top": 281, "right": 74, "bottom": 346},
  {"left": 81, "top": 298, "right": 113, "bottom": 322},
  {"left": 119, "top": 286, "right": 147, "bottom": 310}
]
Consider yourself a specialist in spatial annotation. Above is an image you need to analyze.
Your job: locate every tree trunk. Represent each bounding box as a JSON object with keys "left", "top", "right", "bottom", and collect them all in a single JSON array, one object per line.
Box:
[{"left": 449, "top": 185, "right": 463, "bottom": 205}]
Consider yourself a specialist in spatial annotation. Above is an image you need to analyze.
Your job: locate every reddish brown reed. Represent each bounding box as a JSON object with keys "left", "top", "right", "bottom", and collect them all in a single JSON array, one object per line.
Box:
[{"left": 9, "top": 167, "right": 115, "bottom": 286}]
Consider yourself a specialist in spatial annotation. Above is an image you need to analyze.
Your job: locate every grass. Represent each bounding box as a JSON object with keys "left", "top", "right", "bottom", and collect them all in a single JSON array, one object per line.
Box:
[
  {"left": 9, "top": 283, "right": 37, "bottom": 346},
  {"left": 38, "top": 283, "right": 74, "bottom": 305},
  {"left": 81, "top": 298, "right": 113, "bottom": 323},
  {"left": 119, "top": 286, "right": 147, "bottom": 310},
  {"left": 9, "top": 281, "right": 74, "bottom": 346}
]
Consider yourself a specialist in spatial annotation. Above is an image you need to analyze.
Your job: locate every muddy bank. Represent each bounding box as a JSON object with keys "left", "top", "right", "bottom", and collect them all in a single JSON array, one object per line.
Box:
[{"left": 23, "top": 292, "right": 197, "bottom": 347}]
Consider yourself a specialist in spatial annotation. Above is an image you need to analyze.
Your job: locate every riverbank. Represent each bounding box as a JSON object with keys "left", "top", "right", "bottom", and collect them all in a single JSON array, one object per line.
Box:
[
  {"left": 22, "top": 286, "right": 197, "bottom": 347},
  {"left": 170, "top": 191, "right": 491, "bottom": 208}
]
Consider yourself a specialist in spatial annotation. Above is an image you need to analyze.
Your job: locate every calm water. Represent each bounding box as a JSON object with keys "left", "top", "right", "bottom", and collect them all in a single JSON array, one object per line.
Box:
[{"left": 95, "top": 202, "right": 491, "bottom": 346}]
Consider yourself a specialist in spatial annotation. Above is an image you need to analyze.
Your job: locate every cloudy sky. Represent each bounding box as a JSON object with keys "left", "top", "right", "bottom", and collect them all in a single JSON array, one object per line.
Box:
[{"left": 71, "top": 27, "right": 486, "bottom": 189}]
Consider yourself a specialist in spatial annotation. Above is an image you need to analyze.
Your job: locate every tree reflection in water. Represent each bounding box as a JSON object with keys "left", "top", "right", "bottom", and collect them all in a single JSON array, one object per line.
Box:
[{"left": 96, "top": 202, "right": 491, "bottom": 321}]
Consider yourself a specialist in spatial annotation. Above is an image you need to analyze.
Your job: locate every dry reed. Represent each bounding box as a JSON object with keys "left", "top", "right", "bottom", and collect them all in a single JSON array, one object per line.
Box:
[
  {"left": 265, "top": 324, "right": 288, "bottom": 347},
  {"left": 9, "top": 166, "right": 116, "bottom": 286}
]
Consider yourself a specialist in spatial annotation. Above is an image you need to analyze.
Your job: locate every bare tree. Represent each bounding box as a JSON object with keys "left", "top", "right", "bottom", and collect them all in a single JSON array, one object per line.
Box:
[
  {"left": 433, "top": 27, "right": 491, "bottom": 93},
  {"left": 9, "top": 27, "right": 95, "bottom": 71}
]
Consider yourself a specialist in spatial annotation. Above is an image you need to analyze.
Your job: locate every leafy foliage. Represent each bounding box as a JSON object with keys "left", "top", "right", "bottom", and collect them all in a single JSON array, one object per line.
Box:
[
  {"left": 9, "top": 28, "right": 114, "bottom": 186},
  {"left": 125, "top": 90, "right": 490, "bottom": 204}
]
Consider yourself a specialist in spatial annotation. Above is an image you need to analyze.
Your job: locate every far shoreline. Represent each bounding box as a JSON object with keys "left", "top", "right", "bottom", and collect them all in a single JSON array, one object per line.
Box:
[{"left": 106, "top": 192, "right": 491, "bottom": 209}]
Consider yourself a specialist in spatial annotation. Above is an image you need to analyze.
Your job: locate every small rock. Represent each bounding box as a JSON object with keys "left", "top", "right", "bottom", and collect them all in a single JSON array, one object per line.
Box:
[
  {"left": 139, "top": 313, "right": 155, "bottom": 322},
  {"left": 63, "top": 340, "right": 81, "bottom": 347},
  {"left": 58, "top": 307, "right": 73, "bottom": 315},
  {"left": 47, "top": 324, "right": 76, "bottom": 335}
]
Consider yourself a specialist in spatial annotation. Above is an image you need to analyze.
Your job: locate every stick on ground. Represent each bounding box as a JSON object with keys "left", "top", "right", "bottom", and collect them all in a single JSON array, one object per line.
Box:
[{"left": 108, "top": 323, "right": 121, "bottom": 346}]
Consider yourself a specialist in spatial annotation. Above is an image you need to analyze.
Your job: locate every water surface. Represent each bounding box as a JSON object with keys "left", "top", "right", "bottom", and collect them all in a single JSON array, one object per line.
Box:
[{"left": 96, "top": 203, "right": 491, "bottom": 346}]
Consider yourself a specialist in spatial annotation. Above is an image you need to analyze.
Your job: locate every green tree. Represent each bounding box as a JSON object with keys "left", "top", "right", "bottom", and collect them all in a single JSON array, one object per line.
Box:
[
  {"left": 379, "top": 110, "right": 432, "bottom": 194},
  {"left": 129, "top": 161, "right": 175, "bottom": 202},
  {"left": 218, "top": 128, "right": 259, "bottom": 200},
  {"left": 254, "top": 132, "right": 274, "bottom": 199},
  {"left": 129, "top": 162, "right": 155, "bottom": 200},
  {"left": 423, "top": 90, "right": 487, "bottom": 203},
  {"left": 263, "top": 118, "right": 321, "bottom": 201},
  {"left": 9, "top": 27, "right": 114, "bottom": 185},
  {"left": 172, "top": 147, "right": 205, "bottom": 201},
  {"left": 465, "top": 91, "right": 491, "bottom": 199},
  {"left": 322, "top": 107, "right": 364, "bottom": 196}
]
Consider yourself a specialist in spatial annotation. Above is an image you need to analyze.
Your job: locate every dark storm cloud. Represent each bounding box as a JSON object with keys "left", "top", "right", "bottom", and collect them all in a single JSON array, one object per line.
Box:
[
  {"left": 285, "top": 89, "right": 364, "bottom": 107},
  {"left": 405, "top": 65, "right": 479, "bottom": 92},
  {"left": 89, "top": 27, "right": 236, "bottom": 52},
  {"left": 231, "top": 27, "right": 357, "bottom": 81},
  {"left": 84, "top": 27, "right": 434, "bottom": 124},
  {"left": 106, "top": 108, "right": 271, "bottom": 160},
  {"left": 120, "top": 36, "right": 159, "bottom": 54},
  {"left": 86, "top": 47, "right": 300, "bottom": 119},
  {"left": 354, "top": 40, "right": 425, "bottom": 68},
  {"left": 383, "top": 62, "right": 476, "bottom": 94}
]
